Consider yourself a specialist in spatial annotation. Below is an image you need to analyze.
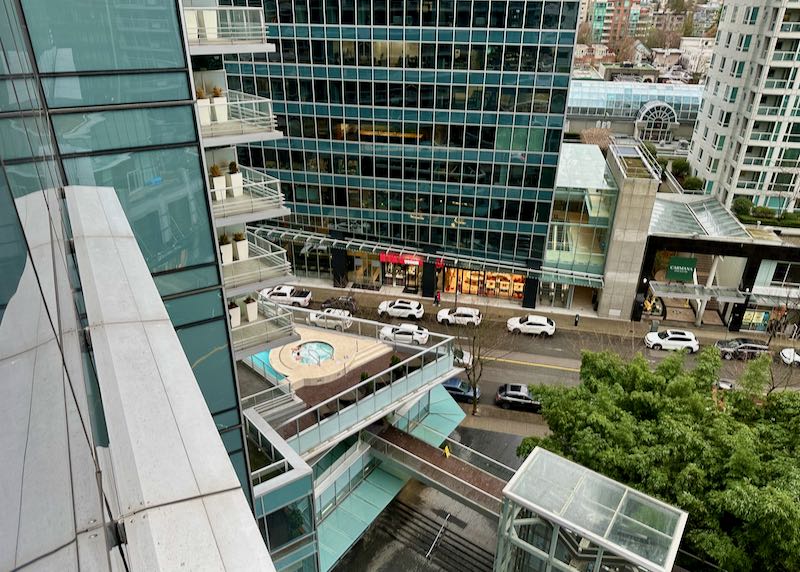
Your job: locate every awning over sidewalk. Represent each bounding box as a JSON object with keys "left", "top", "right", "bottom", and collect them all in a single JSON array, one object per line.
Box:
[
  {"left": 649, "top": 281, "right": 747, "bottom": 303},
  {"left": 255, "top": 225, "right": 604, "bottom": 287}
]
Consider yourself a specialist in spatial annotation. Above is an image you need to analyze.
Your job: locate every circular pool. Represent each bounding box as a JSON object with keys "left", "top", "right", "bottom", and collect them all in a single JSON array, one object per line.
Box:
[{"left": 292, "top": 341, "right": 334, "bottom": 365}]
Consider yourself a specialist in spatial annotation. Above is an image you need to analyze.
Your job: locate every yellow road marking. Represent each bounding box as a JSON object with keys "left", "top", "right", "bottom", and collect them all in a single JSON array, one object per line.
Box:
[{"left": 483, "top": 356, "right": 580, "bottom": 372}]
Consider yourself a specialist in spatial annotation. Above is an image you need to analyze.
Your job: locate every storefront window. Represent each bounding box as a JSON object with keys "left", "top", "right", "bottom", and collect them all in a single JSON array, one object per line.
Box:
[{"left": 444, "top": 268, "right": 524, "bottom": 299}]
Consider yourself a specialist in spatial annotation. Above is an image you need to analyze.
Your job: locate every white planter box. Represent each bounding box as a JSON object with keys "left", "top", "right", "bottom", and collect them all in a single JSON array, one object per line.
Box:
[
  {"left": 227, "top": 171, "right": 244, "bottom": 197},
  {"left": 197, "top": 98, "right": 212, "bottom": 126},
  {"left": 246, "top": 301, "right": 258, "bottom": 322},
  {"left": 201, "top": 10, "right": 218, "bottom": 40},
  {"left": 212, "top": 96, "right": 228, "bottom": 123},
  {"left": 229, "top": 305, "right": 241, "bottom": 328},
  {"left": 220, "top": 242, "right": 233, "bottom": 264},
  {"left": 235, "top": 239, "right": 248, "bottom": 261},
  {"left": 212, "top": 176, "right": 226, "bottom": 201}
]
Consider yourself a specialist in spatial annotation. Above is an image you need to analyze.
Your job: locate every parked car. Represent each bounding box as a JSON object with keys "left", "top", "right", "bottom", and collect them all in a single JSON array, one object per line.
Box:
[
  {"left": 714, "top": 338, "right": 770, "bottom": 360},
  {"left": 442, "top": 377, "right": 480, "bottom": 403},
  {"left": 261, "top": 285, "right": 312, "bottom": 307},
  {"left": 436, "top": 307, "right": 482, "bottom": 326},
  {"left": 379, "top": 323, "right": 429, "bottom": 345},
  {"left": 713, "top": 379, "right": 736, "bottom": 391},
  {"left": 780, "top": 348, "right": 800, "bottom": 366},
  {"left": 644, "top": 329, "right": 700, "bottom": 353},
  {"left": 495, "top": 384, "right": 541, "bottom": 412},
  {"left": 454, "top": 348, "right": 473, "bottom": 369},
  {"left": 308, "top": 308, "right": 352, "bottom": 330},
  {"left": 378, "top": 299, "right": 424, "bottom": 319},
  {"left": 506, "top": 314, "right": 556, "bottom": 336},
  {"left": 321, "top": 295, "right": 358, "bottom": 313}
]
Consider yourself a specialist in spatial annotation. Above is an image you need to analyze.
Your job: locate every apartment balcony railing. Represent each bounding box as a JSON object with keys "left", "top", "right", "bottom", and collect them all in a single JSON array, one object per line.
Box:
[
  {"left": 198, "top": 90, "right": 280, "bottom": 146},
  {"left": 780, "top": 22, "right": 800, "bottom": 33},
  {"left": 748, "top": 104, "right": 784, "bottom": 117},
  {"left": 771, "top": 51, "right": 800, "bottom": 62},
  {"left": 221, "top": 230, "right": 291, "bottom": 296},
  {"left": 210, "top": 166, "right": 288, "bottom": 225},
  {"left": 742, "top": 156, "right": 769, "bottom": 166},
  {"left": 749, "top": 131, "right": 778, "bottom": 142},
  {"left": 764, "top": 78, "right": 792, "bottom": 90},
  {"left": 184, "top": 6, "right": 272, "bottom": 54},
  {"left": 230, "top": 298, "right": 295, "bottom": 359}
]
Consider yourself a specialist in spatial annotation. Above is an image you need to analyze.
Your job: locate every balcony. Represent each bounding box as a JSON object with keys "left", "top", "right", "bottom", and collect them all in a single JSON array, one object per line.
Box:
[
  {"left": 221, "top": 230, "right": 291, "bottom": 296},
  {"left": 763, "top": 78, "right": 792, "bottom": 90},
  {"left": 230, "top": 298, "right": 296, "bottom": 360},
  {"left": 771, "top": 51, "right": 800, "bottom": 64},
  {"left": 197, "top": 90, "right": 282, "bottom": 147},
  {"left": 210, "top": 166, "right": 289, "bottom": 226},
  {"left": 780, "top": 22, "right": 800, "bottom": 34},
  {"left": 184, "top": 6, "right": 275, "bottom": 55}
]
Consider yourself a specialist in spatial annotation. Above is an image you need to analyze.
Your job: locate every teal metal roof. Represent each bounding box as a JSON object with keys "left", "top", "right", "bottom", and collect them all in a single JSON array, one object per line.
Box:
[
  {"left": 407, "top": 384, "right": 466, "bottom": 447},
  {"left": 649, "top": 196, "right": 750, "bottom": 239},
  {"left": 317, "top": 467, "right": 406, "bottom": 571}
]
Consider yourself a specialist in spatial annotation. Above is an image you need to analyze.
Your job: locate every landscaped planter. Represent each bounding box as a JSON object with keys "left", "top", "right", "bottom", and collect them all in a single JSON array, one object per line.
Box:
[
  {"left": 245, "top": 298, "right": 258, "bottom": 322},
  {"left": 228, "top": 303, "right": 241, "bottom": 328},
  {"left": 212, "top": 175, "right": 226, "bottom": 201},
  {"left": 227, "top": 170, "right": 243, "bottom": 197},
  {"left": 197, "top": 98, "right": 212, "bottom": 126}
]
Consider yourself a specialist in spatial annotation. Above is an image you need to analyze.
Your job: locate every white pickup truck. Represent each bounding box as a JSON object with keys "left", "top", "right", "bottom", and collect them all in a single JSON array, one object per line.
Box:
[{"left": 261, "top": 285, "right": 312, "bottom": 307}]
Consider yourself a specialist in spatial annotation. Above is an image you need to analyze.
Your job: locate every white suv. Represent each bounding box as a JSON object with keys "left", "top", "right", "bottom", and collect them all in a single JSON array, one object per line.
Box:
[
  {"left": 377, "top": 299, "right": 424, "bottom": 319},
  {"left": 436, "top": 307, "right": 482, "bottom": 326},
  {"left": 379, "top": 323, "right": 430, "bottom": 345},
  {"left": 506, "top": 314, "right": 555, "bottom": 336},
  {"left": 644, "top": 329, "right": 700, "bottom": 353},
  {"left": 308, "top": 308, "right": 352, "bottom": 330}
]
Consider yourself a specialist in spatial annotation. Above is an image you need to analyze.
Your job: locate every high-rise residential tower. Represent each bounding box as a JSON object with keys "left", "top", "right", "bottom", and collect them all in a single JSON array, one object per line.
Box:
[
  {"left": 689, "top": 0, "right": 800, "bottom": 212},
  {"left": 230, "top": 0, "right": 587, "bottom": 309}
]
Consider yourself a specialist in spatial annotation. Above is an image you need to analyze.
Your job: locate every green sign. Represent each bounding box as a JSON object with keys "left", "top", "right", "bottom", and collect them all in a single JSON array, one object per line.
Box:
[{"left": 666, "top": 256, "right": 697, "bottom": 282}]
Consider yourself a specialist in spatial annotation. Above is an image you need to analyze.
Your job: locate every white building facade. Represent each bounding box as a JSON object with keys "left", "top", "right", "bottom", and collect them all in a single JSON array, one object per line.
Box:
[{"left": 689, "top": 0, "right": 800, "bottom": 212}]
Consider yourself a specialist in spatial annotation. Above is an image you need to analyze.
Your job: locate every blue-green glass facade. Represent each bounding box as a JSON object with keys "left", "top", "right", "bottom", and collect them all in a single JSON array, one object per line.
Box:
[
  {"left": 10, "top": 0, "right": 251, "bottom": 501},
  {"left": 229, "top": 0, "right": 578, "bottom": 268}
]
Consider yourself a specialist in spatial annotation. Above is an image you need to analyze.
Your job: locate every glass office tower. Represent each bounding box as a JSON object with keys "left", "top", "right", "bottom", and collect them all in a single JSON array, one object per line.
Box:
[
  {"left": 229, "top": 0, "right": 579, "bottom": 303},
  {"left": 3, "top": 0, "right": 251, "bottom": 499}
]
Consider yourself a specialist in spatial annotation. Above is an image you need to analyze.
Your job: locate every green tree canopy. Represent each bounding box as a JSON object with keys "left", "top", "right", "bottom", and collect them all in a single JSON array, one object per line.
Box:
[{"left": 517, "top": 349, "right": 800, "bottom": 572}]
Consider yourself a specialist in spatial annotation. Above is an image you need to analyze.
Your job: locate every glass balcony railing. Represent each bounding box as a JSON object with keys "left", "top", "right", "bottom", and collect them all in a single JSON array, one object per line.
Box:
[
  {"left": 197, "top": 90, "right": 279, "bottom": 142},
  {"left": 184, "top": 6, "right": 267, "bottom": 47},
  {"left": 780, "top": 22, "right": 800, "bottom": 33},
  {"left": 221, "top": 230, "right": 291, "bottom": 291},
  {"left": 771, "top": 51, "right": 800, "bottom": 62},
  {"left": 230, "top": 299, "right": 294, "bottom": 355},
  {"left": 764, "top": 78, "right": 791, "bottom": 89},
  {"left": 210, "top": 166, "right": 286, "bottom": 221}
]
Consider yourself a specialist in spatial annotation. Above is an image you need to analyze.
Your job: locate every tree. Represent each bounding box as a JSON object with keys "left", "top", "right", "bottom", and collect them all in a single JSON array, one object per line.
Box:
[
  {"left": 577, "top": 21, "right": 594, "bottom": 45},
  {"left": 682, "top": 176, "right": 704, "bottom": 190},
  {"left": 452, "top": 315, "right": 504, "bottom": 416},
  {"left": 610, "top": 35, "right": 638, "bottom": 62},
  {"left": 645, "top": 27, "right": 681, "bottom": 49},
  {"left": 682, "top": 11, "right": 695, "bottom": 36},
  {"left": 517, "top": 349, "right": 800, "bottom": 572},
  {"left": 671, "top": 158, "right": 691, "bottom": 179},
  {"left": 732, "top": 197, "right": 753, "bottom": 217}
]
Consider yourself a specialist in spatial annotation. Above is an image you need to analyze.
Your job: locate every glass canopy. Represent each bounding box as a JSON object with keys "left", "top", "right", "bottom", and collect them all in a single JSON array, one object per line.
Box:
[
  {"left": 649, "top": 196, "right": 750, "bottom": 239},
  {"left": 504, "top": 448, "right": 687, "bottom": 572},
  {"left": 648, "top": 281, "right": 747, "bottom": 303}
]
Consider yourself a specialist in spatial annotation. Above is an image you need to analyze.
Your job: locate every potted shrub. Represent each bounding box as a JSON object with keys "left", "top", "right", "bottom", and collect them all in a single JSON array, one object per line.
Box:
[
  {"left": 219, "top": 233, "right": 233, "bottom": 264},
  {"left": 210, "top": 164, "right": 226, "bottom": 200},
  {"left": 228, "top": 301, "right": 241, "bottom": 328},
  {"left": 211, "top": 85, "right": 227, "bottom": 123},
  {"left": 233, "top": 231, "right": 248, "bottom": 261},
  {"left": 245, "top": 295, "right": 258, "bottom": 322},
  {"left": 227, "top": 161, "right": 243, "bottom": 197},
  {"left": 196, "top": 87, "right": 212, "bottom": 126}
]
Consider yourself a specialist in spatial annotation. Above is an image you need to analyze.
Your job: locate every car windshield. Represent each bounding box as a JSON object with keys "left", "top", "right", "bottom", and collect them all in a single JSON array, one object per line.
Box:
[
  {"left": 657, "top": 331, "right": 669, "bottom": 339},
  {"left": 718, "top": 340, "right": 738, "bottom": 348}
]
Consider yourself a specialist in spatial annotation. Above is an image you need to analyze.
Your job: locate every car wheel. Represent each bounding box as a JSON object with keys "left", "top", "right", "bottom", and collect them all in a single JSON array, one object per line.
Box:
[
  {"left": 512, "top": 328, "right": 521, "bottom": 335},
  {"left": 652, "top": 344, "right": 662, "bottom": 351},
  {"left": 723, "top": 352, "right": 732, "bottom": 360},
  {"left": 378, "top": 311, "right": 385, "bottom": 317},
  {"left": 499, "top": 402, "right": 511, "bottom": 410},
  {"left": 292, "top": 302, "right": 300, "bottom": 307},
  {"left": 538, "top": 332, "right": 548, "bottom": 338}
]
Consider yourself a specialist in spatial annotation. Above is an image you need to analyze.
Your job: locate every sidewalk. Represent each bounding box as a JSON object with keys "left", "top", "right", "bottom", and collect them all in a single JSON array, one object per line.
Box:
[
  {"left": 456, "top": 404, "right": 550, "bottom": 438},
  {"left": 288, "top": 278, "right": 786, "bottom": 348}
]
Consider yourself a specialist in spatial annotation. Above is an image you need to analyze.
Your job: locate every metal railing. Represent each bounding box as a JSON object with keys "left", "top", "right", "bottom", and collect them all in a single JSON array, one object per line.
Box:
[
  {"left": 363, "top": 431, "right": 503, "bottom": 514},
  {"left": 391, "top": 411, "right": 516, "bottom": 482},
  {"left": 764, "top": 78, "right": 792, "bottom": 89},
  {"left": 241, "top": 384, "right": 292, "bottom": 411},
  {"left": 231, "top": 299, "right": 294, "bottom": 353},
  {"left": 244, "top": 412, "right": 292, "bottom": 483},
  {"left": 749, "top": 131, "right": 778, "bottom": 141},
  {"left": 198, "top": 90, "right": 277, "bottom": 138},
  {"left": 184, "top": 6, "right": 267, "bottom": 45},
  {"left": 781, "top": 22, "right": 800, "bottom": 33},
  {"left": 210, "top": 166, "right": 285, "bottom": 219},
  {"left": 222, "top": 230, "right": 291, "bottom": 290}
]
